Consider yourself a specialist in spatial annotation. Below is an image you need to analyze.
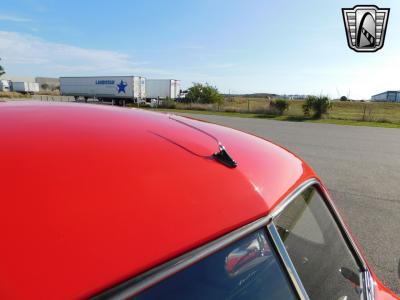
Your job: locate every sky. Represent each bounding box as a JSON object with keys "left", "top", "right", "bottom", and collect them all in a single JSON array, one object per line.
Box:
[{"left": 0, "top": 0, "right": 399, "bottom": 99}]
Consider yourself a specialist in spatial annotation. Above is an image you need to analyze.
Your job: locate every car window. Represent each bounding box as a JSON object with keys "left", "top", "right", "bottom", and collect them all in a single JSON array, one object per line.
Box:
[
  {"left": 135, "top": 229, "right": 297, "bottom": 300},
  {"left": 274, "top": 187, "right": 362, "bottom": 300}
]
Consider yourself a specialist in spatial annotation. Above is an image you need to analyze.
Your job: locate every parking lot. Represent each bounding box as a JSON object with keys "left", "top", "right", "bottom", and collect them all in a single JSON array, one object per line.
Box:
[{"left": 178, "top": 112, "right": 400, "bottom": 294}]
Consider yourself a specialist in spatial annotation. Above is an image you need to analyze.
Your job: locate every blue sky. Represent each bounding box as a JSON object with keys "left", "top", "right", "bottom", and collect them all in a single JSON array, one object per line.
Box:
[{"left": 0, "top": 0, "right": 399, "bottom": 99}]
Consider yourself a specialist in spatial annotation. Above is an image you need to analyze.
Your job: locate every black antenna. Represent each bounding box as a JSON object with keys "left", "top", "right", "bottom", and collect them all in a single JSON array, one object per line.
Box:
[{"left": 169, "top": 115, "right": 237, "bottom": 168}]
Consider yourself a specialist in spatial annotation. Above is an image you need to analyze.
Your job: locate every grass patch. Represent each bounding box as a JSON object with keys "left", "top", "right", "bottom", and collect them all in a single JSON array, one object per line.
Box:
[
  {"left": 310, "top": 118, "right": 400, "bottom": 128},
  {"left": 36, "top": 91, "right": 60, "bottom": 96},
  {"left": 149, "top": 108, "right": 260, "bottom": 118},
  {"left": 0, "top": 92, "right": 31, "bottom": 98},
  {"left": 145, "top": 107, "right": 400, "bottom": 128}
]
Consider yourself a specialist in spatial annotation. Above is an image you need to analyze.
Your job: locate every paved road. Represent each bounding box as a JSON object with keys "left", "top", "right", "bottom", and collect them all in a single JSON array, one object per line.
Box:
[{"left": 180, "top": 113, "right": 400, "bottom": 295}]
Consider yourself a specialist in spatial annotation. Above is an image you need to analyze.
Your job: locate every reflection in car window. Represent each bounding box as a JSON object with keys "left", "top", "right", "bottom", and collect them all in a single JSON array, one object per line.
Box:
[
  {"left": 135, "top": 229, "right": 297, "bottom": 300},
  {"left": 274, "top": 187, "right": 362, "bottom": 300}
]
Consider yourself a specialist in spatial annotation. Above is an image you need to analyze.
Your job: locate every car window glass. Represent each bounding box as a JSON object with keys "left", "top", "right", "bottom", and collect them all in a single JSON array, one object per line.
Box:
[
  {"left": 135, "top": 229, "right": 297, "bottom": 300},
  {"left": 274, "top": 187, "right": 362, "bottom": 300},
  {"left": 278, "top": 196, "right": 325, "bottom": 245}
]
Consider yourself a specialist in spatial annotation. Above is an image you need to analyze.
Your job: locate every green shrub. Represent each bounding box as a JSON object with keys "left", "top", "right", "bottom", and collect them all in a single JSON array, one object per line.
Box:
[
  {"left": 270, "top": 99, "right": 289, "bottom": 115},
  {"left": 186, "top": 83, "right": 223, "bottom": 104},
  {"left": 303, "top": 96, "right": 331, "bottom": 119},
  {"left": 41, "top": 83, "right": 49, "bottom": 90}
]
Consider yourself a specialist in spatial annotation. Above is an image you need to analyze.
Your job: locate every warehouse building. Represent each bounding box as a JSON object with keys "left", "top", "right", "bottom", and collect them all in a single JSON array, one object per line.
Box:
[{"left": 371, "top": 91, "right": 400, "bottom": 102}]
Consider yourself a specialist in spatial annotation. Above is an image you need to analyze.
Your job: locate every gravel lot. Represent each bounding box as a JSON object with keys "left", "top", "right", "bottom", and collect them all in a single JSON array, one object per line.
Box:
[{"left": 180, "top": 113, "right": 400, "bottom": 295}]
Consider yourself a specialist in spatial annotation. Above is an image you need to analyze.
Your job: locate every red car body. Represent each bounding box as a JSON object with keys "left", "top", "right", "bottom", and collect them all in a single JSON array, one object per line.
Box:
[{"left": 0, "top": 102, "right": 397, "bottom": 299}]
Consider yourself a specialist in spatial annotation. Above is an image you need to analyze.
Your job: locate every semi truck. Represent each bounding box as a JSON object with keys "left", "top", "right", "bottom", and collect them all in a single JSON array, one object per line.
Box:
[
  {"left": 60, "top": 76, "right": 146, "bottom": 105},
  {"left": 146, "top": 79, "right": 181, "bottom": 99},
  {"left": 11, "top": 82, "right": 40, "bottom": 94}
]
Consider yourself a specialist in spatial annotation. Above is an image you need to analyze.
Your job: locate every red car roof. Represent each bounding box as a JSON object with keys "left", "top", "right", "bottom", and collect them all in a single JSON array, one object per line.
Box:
[{"left": 0, "top": 102, "right": 316, "bottom": 299}]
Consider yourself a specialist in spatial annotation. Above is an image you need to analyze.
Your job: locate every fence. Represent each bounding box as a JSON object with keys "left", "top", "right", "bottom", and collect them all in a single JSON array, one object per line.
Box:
[{"left": 33, "top": 95, "right": 76, "bottom": 102}]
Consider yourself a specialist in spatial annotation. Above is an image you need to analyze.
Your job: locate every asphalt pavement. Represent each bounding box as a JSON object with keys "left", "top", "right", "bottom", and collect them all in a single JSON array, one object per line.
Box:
[{"left": 179, "top": 113, "right": 400, "bottom": 295}]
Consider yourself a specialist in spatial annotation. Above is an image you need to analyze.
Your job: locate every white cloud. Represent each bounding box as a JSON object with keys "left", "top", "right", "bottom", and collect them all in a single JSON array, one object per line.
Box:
[
  {"left": 0, "top": 31, "right": 169, "bottom": 77},
  {"left": 0, "top": 15, "right": 31, "bottom": 22}
]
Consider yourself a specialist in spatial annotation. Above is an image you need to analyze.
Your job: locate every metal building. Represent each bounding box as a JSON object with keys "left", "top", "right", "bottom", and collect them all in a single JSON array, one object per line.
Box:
[{"left": 371, "top": 91, "right": 400, "bottom": 102}]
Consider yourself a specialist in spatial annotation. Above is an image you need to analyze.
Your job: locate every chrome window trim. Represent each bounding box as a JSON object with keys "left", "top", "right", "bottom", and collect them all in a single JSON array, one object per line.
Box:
[
  {"left": 92, "top": 178, "right": 373, "bottom": 300},
  {"left": 268, "top": 223, "right": 310, "bottom": 300},
  {"left": 364, "top": 269, "right": 375, "bottom": 300},
  {"left": 269, "top": 178, "right": 317, "bottom": 220}
]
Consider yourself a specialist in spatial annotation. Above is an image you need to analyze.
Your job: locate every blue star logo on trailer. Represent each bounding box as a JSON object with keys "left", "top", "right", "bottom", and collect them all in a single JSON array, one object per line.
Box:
[{"left": 117, "top": 80, "right": 127, "bottom": 93}]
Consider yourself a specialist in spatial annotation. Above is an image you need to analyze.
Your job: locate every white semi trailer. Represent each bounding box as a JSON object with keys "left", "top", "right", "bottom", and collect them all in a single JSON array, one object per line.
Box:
[
  {"left": 146, "top": 79, "right": 181, "bottom": 99},
  {"left": 11, "top": 82, "right": 39, "bottom": 94},
  {"left": 60, "top": 76, "right": 146, "bottom": 105}
]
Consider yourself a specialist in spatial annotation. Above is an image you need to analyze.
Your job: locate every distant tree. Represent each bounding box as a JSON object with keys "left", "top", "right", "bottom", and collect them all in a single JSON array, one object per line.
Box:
[
  {"left": 187, "top": 83, "right": 223, "bottom": 104},
  {"left": 303, "top": 96, "right": 331, "bottom": 118},
  {"left": 340, "top": 96, "right": 348, "bottom": 101},
  {"left": 186, "top": 83, "right": 202, "bottom": 102},
  {"left": 41, "top": 83, "right": 50, "bottom": 90},
  {"left": 0, "top": 58, "right": 5, "bottom": 77}
]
